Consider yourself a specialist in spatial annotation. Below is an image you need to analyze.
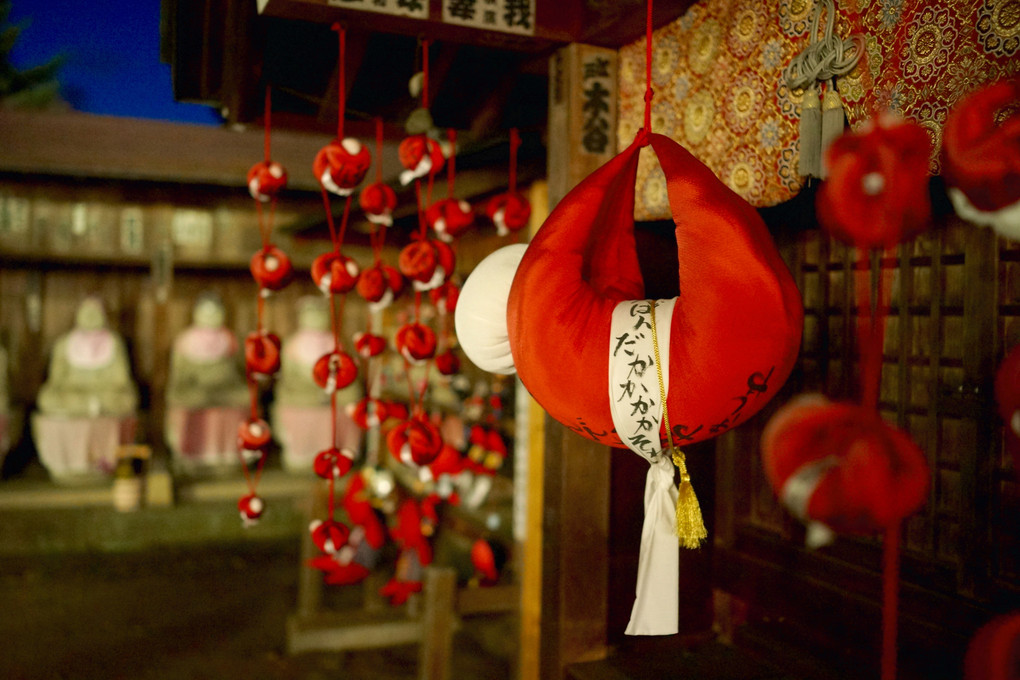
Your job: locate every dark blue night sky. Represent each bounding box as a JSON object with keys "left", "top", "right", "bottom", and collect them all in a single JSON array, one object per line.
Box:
[{"left": 8, "top": 0, "right": 221, "bottom": 125}]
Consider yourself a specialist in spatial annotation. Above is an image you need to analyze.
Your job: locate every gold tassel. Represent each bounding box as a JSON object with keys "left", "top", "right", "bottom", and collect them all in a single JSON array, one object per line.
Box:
[
  {"left": 819, "top": 82, "right": 845, "bottom": 180},
  {"left": 798, "top": 84, "right": 822, "bottom": 179},
  {"left": 672, "top": 448, "right": 707, "bottom": 549}
]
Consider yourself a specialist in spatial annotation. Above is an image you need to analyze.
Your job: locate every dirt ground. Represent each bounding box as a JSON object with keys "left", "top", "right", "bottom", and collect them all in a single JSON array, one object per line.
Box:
[{"left": 0, "top": 540, "right": 512, "bottom": 680}]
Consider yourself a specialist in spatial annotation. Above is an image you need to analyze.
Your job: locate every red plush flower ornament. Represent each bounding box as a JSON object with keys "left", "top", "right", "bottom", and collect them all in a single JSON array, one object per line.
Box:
[
  {"left": 311, "top": 252, "right": 361, "bottom": 295},
  {"left": 760, "top": 394, "right": 929, "bottom": 547},
  {"left": 238, "top": 494, "right": 265, "bottom": 527},
  {"left": 430, "top": 281, "right": 459, "bottom": 315},
  {"left": 387, "top": 415, "right": 444, "bottom": 466},
  {"left": 817, "top": 114, "right": 932, "bottom": 249},
  {"left": 427, "top": 197, "right": 474, "bottom": 242},
  {"left": 395, "top": 322, "right": 437, "bottom": 364},
  {"left": 347, "top": 396, "right": 389, "bottom": 430},
  {"left": 398, "top": 135, "right": 445, "bottom": 185},
  {"left": 995, "top": 344, "right": 1020, "bottom": 479},
  {"left": 359, "top": 181, "right": 398, "bottom": 226},
  {"left": 238, "top": 417, "right": 272, "bottom": 451},
  {"left": 313, "top": 446, "right": 354, "bottom": 480},
  {"left": 244, "top": 331, "right": 281, "bottom": 377},
  {"left": 942, "top": 79, "right": 1020, "bottom": 239},
  {"left": 400, "top": 238, "right": 455, "bottom": 293},
  {"left": 314, "top": 138, "right": 372, "bottom": 196},
  {"left": 312, "top": 350, "right": 358, "bottom": 394},
  {"left": 435, "top": 349, "right": 460, "bottom": 376},
  {"left": 309, "top": 518, "right": 350, "bottom": 554},
  {"left": 357, "top": 262, "right": 405, "bottom": 308},
  {"left": 250, "top": 245, "right": 293, "bottom": 292},
  {"left": 247, "top": 160, "right": 287, "bottom": 202},
  {"left": 485, "top": 191, "right": 531, "bottom": 236},
  {"left": 996, "top": 345, "right": 1020, "bottom": 437},
  {"left": 964, "top": 612, "right": 1020, "bottom": 680},
  {"left": 353, "top": 331, "right": 387, "bottom": 358}
]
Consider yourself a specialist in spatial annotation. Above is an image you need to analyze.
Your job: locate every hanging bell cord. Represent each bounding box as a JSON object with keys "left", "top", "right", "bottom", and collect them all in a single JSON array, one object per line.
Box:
[{"left": 649, "top": 300, "right": 707, "bottom": 548}]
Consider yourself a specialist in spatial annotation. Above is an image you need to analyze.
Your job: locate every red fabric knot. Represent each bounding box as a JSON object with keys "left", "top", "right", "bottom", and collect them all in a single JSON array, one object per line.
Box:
[
  {"left": 395, "top": 322, "right": 438, "bottom": 363},
  {"left": 244, "top": 331, "right": 281, "bottom": 376},
  {"left": 388, "top": 416, "right": 444, "bottom": 467},
  {"left": 249, "top": 246, "right": 293, "bottom": 291},
  {"left": 311, "top": 252, "right": 361, "bottom": 294},
  {"left": 312, "top": 350, "right": 358, "bottom": 393},
  {"left": 817, "top": 114, "right": 932, "bottom": 249},
  {"left": 761, "top": 394, "right": 929, "bottom": 536},
  {"left": 313, "top": 447, "right": 354, "bottom": 480},
  {"left": 310, "top": 516, "right": 350, "bottom": 553}
]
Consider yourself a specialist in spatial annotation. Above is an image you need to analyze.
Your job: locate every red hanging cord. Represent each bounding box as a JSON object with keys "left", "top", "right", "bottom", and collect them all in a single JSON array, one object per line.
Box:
[
  {"left": 642, "top": 0, "right": 654, "bottom": 138},
  {"left": 509, "top": 128, "right": 520, "bottom": 195},
  {"left": 333, "top": 23, "right": 346, "bottom": 140},
  {"left": 881, "top": 522, "right": 902, "bottom": 680},
  {"left": 264, "top": 86, "right": 272, "bottom": 163},
  {"left": 321, "top": 189, "right": 340, "bottom": 251},
  {"left": 375, "top": 117, "right": 384, "bottom": 183},
  {"left": 855, "top": 250, "right": 893, "bottom": 410},
  {"left": 421, "top": 38, "right": 430, "bottom": 110},
  {"left": 415, "top": 180, "right": 429, "bottom": 238},
  {"left": 336, "top": 194, "right": 353, "bottom": 247},
  {"left": 447, "top": 128, "right": 457, "bottom": 198}
]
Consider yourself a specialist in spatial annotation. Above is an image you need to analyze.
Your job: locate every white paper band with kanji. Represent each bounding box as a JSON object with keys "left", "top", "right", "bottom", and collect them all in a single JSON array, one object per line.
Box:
[
  {"left": 608, "top": 298, "right": 676, "bottom": 459},
  {"left": 608, "top": 297, "right": 681, "bottom": 636}
]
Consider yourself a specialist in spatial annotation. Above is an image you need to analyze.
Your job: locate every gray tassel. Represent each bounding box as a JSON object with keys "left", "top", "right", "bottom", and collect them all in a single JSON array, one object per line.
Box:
[
  {"left": 799, "top": 85, "right": 822, "bottom": 179},
  {"left": 820, "top": 84, "right": 846, "bottom": 179}
]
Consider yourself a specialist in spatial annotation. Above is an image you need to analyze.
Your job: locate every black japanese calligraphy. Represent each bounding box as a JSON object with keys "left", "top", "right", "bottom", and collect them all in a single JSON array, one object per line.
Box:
[
  {"left": 502, "top": 0, "right": 532, "bottom": 28},
  {"left": 447, "top": 0, "right": 477, "bottom": 19},
  {"left": 580, "top": 60, "right": 612, "bottom": 154},
  {"left": 583, "top": 57, "right": 610, "bottom": 79},
  {"left": 397, "top": 0, "right": 424, "bottom": 10}
]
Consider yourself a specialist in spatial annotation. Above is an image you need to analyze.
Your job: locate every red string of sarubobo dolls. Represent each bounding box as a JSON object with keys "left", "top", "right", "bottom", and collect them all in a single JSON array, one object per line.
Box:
[
  {"left": 351, "top": 116, "right": 404, "bottom": 431},
  {"left": 485, "top": 128, "right": 531, "bottom": 239},
  {"left": 388, "top": 37, "right": 452, "bottom": 473},
  {"left": 306, "top": 23, "right": 371, "bottom": 569},
  {"left": 239, "top": 85, "right": 293, "bottom": 527}
]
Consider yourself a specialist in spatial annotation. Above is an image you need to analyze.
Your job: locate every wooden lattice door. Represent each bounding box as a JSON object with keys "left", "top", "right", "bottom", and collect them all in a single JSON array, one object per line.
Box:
[{"left": 714, "top": 216, "right": 1020, "bottom": 679}]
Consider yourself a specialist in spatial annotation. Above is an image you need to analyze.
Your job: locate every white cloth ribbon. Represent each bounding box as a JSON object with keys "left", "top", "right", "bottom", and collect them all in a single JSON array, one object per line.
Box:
[
  {"left": 607, "top": 298, "right": 680, "bottom": 636},
  {"left": 780, "top": 454, "right": 840, "bottom": 549}
]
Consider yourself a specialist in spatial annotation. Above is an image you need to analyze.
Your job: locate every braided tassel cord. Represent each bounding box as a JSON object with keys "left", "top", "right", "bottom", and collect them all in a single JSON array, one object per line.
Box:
[
  {"left": 820, "top": 81, "right": 846, "bottom": 178},
  {"left": 672, "top": 448, "right": 707, "bottom": 548},
  {"left": 649, "top": 299, "right": 707, "bottom": 549},
  {"left": 798, "top": 85, "right": 823, "bottom": 178}
]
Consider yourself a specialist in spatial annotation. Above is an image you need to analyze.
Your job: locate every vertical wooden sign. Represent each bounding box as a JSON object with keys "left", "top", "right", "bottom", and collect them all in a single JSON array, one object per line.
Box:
[{"left": 546, "top": 43, "right": 617, "bottom": 207}]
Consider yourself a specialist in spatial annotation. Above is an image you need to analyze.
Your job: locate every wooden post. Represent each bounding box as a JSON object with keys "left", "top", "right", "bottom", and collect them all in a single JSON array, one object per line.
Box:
[
  {"left": 529, "top": 43, "right": 618, "bottom": 680},
  {"left": 417, "top": 567, "right": 457, "bottom": 680}
]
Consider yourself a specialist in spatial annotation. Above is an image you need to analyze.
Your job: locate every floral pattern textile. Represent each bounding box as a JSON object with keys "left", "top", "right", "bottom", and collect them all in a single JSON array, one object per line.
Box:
[
  {"left": 619, "top": 0, "right": 1020, "bottom": 219},
  {"left": 619, "top": 0, "right": 814, "bottom": 217},
  {"left": 837, "top": 0, "right": 1020, "bottom": 174}
]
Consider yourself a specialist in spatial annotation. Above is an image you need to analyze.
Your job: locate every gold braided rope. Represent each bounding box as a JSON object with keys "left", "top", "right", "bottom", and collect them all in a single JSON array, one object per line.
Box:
[{"left": 648, "top": 300, "right": 707, "bottom": 549}]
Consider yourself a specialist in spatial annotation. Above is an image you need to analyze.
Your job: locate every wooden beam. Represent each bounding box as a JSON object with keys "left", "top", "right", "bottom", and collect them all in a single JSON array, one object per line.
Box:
[
  {"left": 0, "top": 110, "right": 332, "bottom": 191},
  {"left": 533, "top": 44, "right": 618, "bottom": 680},
  {"left": 257, "top": 0, "right": 578, "bottom": 51}
]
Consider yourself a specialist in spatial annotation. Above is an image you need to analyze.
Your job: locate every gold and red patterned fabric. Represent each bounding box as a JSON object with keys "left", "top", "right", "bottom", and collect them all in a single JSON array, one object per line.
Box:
[
  {"left": 618, "top": 0, "right": 1020, "bottom": 219},
  {"left": 837, "top": 0, "right": 1020, "bottom": 174},
  {"left": 619, "top": 1, "right": 816, "bottom": 217}
]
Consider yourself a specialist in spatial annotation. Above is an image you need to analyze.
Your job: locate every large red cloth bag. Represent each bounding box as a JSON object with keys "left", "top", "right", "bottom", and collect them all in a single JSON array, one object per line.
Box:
[
  {"left": 507, "top": 133, "right": 803, "bottom": 451},
  {"left": 498, "top": 132, "right": 802, "bottom": 635}
]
